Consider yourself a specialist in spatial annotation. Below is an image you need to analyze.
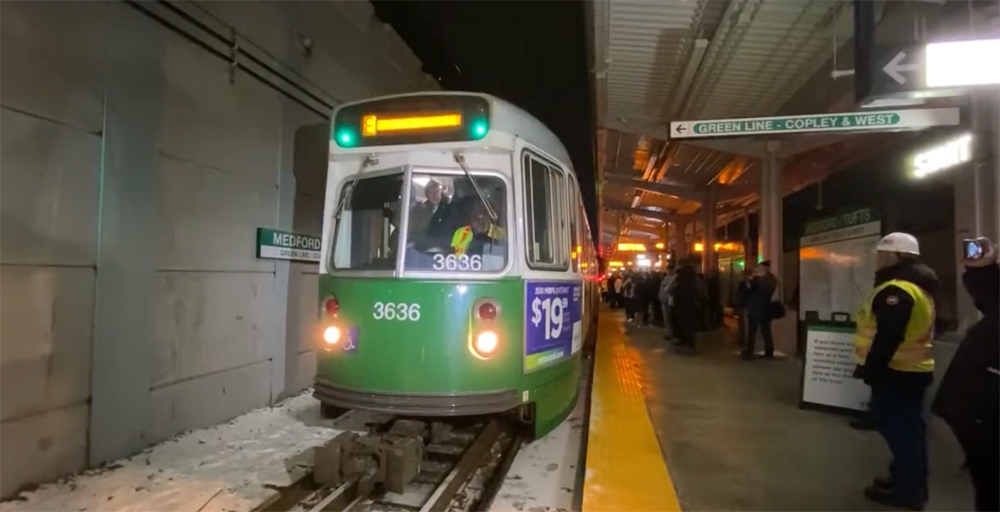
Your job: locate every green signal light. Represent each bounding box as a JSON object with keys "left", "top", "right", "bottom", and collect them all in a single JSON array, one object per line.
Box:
[
  {"left": 336, "top": 128, "right": 356, "bottom": 147},
  {"left": 471, "top": 120, "right": 488, "bottom": 139}
]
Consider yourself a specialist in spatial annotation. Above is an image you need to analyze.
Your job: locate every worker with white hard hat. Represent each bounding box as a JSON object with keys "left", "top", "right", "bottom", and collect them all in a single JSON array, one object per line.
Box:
[{"left": 854, "top": 231, "right": 941, "bottom": 510}]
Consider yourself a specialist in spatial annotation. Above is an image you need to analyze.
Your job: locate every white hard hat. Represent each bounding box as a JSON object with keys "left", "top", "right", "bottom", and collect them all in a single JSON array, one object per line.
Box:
[{"left": 875, "top": 232, "right": 920, "bottom": 255}]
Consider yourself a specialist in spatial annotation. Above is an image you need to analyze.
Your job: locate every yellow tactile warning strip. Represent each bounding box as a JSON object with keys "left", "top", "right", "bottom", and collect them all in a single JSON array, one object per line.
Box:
[{"left": 581, "top": 315, "right": 682, "bottom": 512}]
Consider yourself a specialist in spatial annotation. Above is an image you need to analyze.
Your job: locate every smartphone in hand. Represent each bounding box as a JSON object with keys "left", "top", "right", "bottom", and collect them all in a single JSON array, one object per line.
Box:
[{"left": 963, "top": 239, "right": 985, "bottom": 260}]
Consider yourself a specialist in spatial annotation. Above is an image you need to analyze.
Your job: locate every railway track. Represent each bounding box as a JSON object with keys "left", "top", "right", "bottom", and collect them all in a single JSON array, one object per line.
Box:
[{"left": 253, "top": 418, "right": 525, "bottom": 512}]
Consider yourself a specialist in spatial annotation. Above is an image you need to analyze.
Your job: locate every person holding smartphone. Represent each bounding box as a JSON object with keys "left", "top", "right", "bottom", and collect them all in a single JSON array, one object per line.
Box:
[{"left": 932, "top": 237, "right": 999, "bottom": 512}]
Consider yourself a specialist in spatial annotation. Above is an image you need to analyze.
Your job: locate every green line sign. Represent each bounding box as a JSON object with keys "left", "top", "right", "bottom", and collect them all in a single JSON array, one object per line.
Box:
[
  {"left": 669, "top": 107, "right": 960, "bottom": 139},
  {"left": 256, "top": 228, "right": 321, "bottom": 263}
]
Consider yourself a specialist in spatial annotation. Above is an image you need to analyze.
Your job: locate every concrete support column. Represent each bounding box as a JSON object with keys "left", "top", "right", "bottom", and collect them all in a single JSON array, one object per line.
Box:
[
  {"left": 955, "top": 90, "right": 1000, "bottom": 331},
  {"left": 743, "top": 212, "right": 754, "bottom": 264},
  {"left": 673, "top": 219, "right": 688, "bottom": 260},
  {"left": 759, "top": 142, "right": 783, "bottom": 296},
  {"left": 703, "top": 186, "right": 717, "bottom": 274},
  {"left": 954, "top": 160, "right": 996, "bottom": 332},
  {"left": 990, "top": 89, "right": 1000, "bottom": 246}
]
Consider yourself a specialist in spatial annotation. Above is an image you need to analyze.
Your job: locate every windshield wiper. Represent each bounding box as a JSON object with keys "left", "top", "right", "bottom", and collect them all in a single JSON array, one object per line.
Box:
[
  {"left": 334, "top": 154, "right": 378, "bottom": 220},
  {"left": 453, "top": 152, "right": 498, "bottom": 222}
]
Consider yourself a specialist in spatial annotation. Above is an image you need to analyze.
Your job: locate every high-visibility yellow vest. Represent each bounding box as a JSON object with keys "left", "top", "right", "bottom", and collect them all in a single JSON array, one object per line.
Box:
[
  {"left": 451, "top": 224, "right": 506, "bottom": 255},
  {"left": 854, "top": 279, "right": 935, "bottom": 372},
  {"left": 451, "top": 226, "right": 474, "bottom": 255}
]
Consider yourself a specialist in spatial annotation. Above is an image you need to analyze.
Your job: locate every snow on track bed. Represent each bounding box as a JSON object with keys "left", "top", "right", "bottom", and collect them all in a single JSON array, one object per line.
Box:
[
  {"left": 1, "top": 392, "right": 391, "bottom": 512},
  {"left": 260, "top": 419, "right": 523, "bottom": 512}
]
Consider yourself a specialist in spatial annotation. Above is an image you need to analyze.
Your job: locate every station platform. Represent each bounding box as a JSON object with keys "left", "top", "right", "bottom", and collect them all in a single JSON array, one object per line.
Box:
[{"left": 584, "top": 309, "right": 975, "bottom": 511}]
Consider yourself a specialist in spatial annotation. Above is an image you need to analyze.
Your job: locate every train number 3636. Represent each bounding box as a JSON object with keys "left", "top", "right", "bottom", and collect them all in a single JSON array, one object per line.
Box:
[
  {"left": 432, "top": 254, "right": 482, "bottom": 271},
  {"left": 372, "top": 302, "right": 421, "bottom": 321}
]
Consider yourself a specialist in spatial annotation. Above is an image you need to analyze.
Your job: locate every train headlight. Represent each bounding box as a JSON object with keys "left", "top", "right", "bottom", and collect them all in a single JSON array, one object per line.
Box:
[
  {"left": 323, "top": 326, "right": 341, "bottom": 345},
  {"left": 473, "top": 331, "right": 499, "bottom": 357}
]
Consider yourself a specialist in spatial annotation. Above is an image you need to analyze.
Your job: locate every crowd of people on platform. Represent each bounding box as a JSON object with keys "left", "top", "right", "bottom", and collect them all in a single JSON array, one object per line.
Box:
[
  {"left": 601, "top": 256, "right": 781, "bottom": 356},
  {"left": 599, "top": 234, "right": 998, "bottom": 511}
]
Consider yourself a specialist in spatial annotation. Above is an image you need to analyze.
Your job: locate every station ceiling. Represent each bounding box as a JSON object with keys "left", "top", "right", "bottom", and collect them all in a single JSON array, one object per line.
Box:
[{"left": 586, "top": 0, "right": 992, "bottom": 252}]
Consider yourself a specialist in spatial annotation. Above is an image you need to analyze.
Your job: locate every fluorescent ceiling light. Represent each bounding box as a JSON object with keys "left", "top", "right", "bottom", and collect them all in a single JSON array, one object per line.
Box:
[
  {"left": 926, "top": 39, "right": 1000, "bottom": 87},
  {"left": 862, "top": 98, "right": 926, "bottom": 109}
]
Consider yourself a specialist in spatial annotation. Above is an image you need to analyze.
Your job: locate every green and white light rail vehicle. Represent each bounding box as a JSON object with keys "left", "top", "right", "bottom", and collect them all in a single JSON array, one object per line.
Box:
[{"left": 314, "top": 92, "right": 599, "bottom": 439}]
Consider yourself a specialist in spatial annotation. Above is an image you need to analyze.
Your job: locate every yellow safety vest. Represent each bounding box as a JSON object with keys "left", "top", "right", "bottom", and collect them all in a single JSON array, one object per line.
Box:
[
  {"left": 451, "top": 226, "right": 473, "bottom": 255},
  {"left": 450, "top": 224, "right": 506, "bottom": 255},
  {"left": 854, "top": 279, "right": 935, "bottom": 372}
]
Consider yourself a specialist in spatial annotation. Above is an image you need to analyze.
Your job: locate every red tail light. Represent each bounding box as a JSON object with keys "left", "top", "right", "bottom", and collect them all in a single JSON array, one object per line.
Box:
[
  {"left": 324, "top": 296, "right": 340, "bottom": 317},
  {"left": 476, "top": 300, "right": 498, "bottom": 321}
]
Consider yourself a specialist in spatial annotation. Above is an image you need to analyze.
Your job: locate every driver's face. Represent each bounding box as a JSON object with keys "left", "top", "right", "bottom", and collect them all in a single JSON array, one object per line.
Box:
[
  {"left": 472, "top": 213, "right": 488, "bottom": 234},
  {"left": 426, "top": 183, "right": 442, "bottom": 205}
]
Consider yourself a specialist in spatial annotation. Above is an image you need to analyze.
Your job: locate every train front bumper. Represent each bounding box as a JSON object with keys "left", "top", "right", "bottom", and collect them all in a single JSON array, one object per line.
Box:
[{"left": 314, "top": 378, "right": 521, "bottom": 416}]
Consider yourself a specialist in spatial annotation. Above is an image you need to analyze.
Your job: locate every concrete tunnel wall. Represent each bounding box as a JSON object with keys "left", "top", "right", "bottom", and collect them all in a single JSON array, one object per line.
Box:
[{"left": 0, "top": 0, "right": 438, "bottom": 496}]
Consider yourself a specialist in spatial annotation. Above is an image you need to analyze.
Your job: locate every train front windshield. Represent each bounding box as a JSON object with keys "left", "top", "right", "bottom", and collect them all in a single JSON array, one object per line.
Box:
[{"left": 330, "top": 170, "right": 508, "bottom": 273}]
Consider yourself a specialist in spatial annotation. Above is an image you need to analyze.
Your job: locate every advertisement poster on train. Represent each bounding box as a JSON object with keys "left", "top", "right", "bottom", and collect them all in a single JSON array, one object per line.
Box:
[{"left": 524, "top": 282, "right": 582, "bottom": 371}]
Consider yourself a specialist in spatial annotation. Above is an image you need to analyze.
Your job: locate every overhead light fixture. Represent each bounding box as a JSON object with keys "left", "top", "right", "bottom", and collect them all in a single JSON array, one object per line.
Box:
[
  {"left": 861, "top": 98, "right": 926, "bottom": 109},
  {"left": 926, "top": 39, "right": 1000, "bottom": 87}
]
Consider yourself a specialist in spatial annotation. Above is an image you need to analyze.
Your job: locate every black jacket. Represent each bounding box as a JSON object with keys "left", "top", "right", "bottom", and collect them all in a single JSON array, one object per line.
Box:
[
  {"left": 932, "top": 264, "right": 1000, "bottom": 443},
  {"left": 672, "top": 265, "right": 699, "bottom": 311},
  {"left": 747, "top": 273, "right": 778, "bottom": 322},
  {"left": 854, "top": 260, "right": 940, "bottom": 388},
  {"left": 734, "top": 279, "right": 752, "bottom": 309}
]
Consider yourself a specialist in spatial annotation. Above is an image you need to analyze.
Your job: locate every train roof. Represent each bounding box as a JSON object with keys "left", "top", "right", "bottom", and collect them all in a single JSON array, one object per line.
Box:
[{"left": 331, "top": 92, "right": 576, "bottom": 178}]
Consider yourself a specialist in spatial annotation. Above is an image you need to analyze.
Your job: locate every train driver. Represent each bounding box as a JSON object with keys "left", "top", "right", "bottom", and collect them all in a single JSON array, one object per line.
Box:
[{"left": 451, "top": 201, "right": 506, "bottom": 257}]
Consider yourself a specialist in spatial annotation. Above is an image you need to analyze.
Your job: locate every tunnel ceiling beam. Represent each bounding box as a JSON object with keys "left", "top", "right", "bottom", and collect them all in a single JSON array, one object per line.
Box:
[{"left": 604, "top": 174, "right": 705, "bottom": 200}]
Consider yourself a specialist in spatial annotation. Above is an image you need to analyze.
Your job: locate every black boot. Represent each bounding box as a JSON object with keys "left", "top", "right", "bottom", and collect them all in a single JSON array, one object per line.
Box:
[
  {"left": 872, "top": 476, "right": 892, "bottom": 491},
  {"left": 864, "top": 486, "right": 926, "bottom": 511}
]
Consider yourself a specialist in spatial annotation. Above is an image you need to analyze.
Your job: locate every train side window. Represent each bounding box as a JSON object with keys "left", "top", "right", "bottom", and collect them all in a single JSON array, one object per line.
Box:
[
  {"left": 523, "top": 153, "right": 567, "bottom": 268},
  {"left": 570, "top": 185, "right": 580, "bottom": 273},
  {"left": 578, "top": 200, "right": 588, "bottom": 274}
]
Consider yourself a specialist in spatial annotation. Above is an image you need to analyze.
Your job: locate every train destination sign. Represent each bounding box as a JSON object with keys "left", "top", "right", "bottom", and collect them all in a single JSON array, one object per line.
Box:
[
  {"left": 256, "top": 228, "right": 321, "bottom": 263},
  {"left": 669, "top": 107, "right": 960, "bottom": 140}
]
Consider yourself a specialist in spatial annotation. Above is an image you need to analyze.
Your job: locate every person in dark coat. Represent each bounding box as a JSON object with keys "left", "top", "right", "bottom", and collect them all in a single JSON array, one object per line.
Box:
[
  {"left": 742, "top": 260, "right": 779, "bottom": 359},
  {"left": 932, "top": 238, "right": 999, "bottom": 512},
  {"left": 670, "top": 260, "right": 700, "bottom": 349},
  {"left": 734, "top": 269, "right": 753, "bottom": 350},
  {"left": 638, "top": 272, "right": 660, "bottom": 326}
]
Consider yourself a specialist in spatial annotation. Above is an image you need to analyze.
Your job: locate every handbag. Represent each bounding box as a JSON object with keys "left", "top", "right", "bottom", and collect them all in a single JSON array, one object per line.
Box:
[{"left": 769, "top": 300, "right": 786, "bottom": 320}]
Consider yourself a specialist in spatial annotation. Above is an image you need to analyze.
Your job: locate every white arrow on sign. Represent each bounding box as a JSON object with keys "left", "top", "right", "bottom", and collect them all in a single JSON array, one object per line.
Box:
[{"left": 882, "top": 51, "right": 920, "bottom": 85}]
